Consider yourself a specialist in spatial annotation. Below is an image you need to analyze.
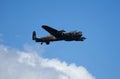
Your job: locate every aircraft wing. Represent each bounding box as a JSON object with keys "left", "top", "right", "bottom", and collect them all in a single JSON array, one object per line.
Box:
[{"left": 42, "top": 25, "right": 59, "bottom": 37}]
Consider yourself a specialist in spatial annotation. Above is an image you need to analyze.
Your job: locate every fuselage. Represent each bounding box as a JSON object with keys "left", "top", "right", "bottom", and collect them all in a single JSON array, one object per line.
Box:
[{"left": 35, "top": 32, "right": 85, "bottom": 42}]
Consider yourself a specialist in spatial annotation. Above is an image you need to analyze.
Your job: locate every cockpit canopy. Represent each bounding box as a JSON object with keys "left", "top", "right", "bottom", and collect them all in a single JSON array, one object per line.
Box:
[{"left": 69, "top": 31, "right": 82, "bottom": 36}]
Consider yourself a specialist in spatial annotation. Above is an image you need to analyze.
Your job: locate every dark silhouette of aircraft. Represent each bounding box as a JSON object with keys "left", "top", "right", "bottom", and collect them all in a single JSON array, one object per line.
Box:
[{"left": 32, "top": 25, "right": 86, "bottom": 45}]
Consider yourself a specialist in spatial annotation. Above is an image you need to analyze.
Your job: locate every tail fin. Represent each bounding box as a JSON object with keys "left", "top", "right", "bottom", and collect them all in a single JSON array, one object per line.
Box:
[{"left": 32, "top": 31, "right": 37, "bottom": 40}]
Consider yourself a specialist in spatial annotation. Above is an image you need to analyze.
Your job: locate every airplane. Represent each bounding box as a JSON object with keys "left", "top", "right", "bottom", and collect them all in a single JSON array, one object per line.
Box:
[{"left": 32, "top": 25, "right": 86, "bottom": 45}]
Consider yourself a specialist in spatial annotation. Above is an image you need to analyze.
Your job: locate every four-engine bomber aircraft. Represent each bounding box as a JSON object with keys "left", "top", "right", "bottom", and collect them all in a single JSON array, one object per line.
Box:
[{"left": 32, "top": 25, "right": 86, "bottom": 45}]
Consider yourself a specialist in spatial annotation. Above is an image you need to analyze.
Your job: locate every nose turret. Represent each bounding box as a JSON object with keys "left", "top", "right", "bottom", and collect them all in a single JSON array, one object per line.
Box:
[{"left": 81, "top": 37, "right": 86, "bottom": 41}]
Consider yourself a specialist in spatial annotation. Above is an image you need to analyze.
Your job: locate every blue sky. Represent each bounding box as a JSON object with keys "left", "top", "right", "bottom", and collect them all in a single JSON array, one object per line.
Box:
[{"left": 0, "top": 0, "right": 120, "bottom": 79}]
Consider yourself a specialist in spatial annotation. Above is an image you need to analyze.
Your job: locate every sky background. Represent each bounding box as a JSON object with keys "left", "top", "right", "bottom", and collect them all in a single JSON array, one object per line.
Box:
[{"left": 0, "top": 0, "right": 120, "bottom": 79}]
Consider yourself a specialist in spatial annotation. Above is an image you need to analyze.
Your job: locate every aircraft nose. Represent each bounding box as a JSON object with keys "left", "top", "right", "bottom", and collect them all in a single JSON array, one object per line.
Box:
[{"left": 82, "top": 37, "right": 86, "bottom": 40}]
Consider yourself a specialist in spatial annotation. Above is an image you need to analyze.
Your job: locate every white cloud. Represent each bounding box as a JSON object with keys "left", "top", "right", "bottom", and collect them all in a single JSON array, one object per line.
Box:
[{"left": 0, "top": 44, "right": 95, "bottom": 79}]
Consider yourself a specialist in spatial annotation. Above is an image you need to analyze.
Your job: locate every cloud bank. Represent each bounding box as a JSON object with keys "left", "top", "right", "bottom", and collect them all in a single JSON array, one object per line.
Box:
[{"left": 0, "top": 44, "right": 95, "bottom": 79}]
